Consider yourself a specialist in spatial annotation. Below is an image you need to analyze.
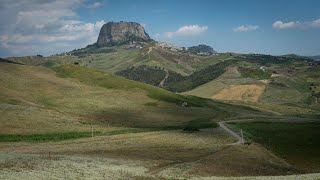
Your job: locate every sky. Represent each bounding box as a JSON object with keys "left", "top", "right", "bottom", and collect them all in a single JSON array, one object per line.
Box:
[{"left": 0, "top": 0, "right": 320, "bottom": 57}]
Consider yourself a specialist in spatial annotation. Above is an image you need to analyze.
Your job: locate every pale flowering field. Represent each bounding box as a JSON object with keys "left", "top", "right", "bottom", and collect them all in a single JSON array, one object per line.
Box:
[{"left": 1, "top": 152, "right": 319, "bottom": 180}]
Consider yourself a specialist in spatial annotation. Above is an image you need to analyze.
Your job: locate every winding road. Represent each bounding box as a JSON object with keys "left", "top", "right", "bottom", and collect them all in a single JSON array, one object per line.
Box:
[{"left": 218, "top": 121, "right": 245, "bottom": 145}]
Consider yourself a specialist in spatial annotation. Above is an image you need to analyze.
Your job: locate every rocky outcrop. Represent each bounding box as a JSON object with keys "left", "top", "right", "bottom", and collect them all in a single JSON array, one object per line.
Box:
[
  {"left": 95, "top": 21, "right": 152, "bottom": 46},
  {"left": 187, "top": 45, "right": 217, "bottom": 55}
]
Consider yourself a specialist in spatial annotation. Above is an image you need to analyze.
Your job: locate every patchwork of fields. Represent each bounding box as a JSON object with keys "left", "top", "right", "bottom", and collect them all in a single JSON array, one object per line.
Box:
[
  {"left": 186, "top": 64, "right": 320, "bottom": 115},
  {"left": 1, "top": 46, "right": 320, "bottom": 179}
]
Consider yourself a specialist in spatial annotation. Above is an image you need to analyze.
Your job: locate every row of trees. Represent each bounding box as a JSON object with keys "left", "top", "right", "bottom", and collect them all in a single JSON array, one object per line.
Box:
[
  {"left": 164, "top": 61, "right": 233, "bottom": 92},
  {"left": 116, "top": 65, "right": 167, "bottom": 86},
  {"left": 117, "top": 61, "right": 234, "bottom": 92}
]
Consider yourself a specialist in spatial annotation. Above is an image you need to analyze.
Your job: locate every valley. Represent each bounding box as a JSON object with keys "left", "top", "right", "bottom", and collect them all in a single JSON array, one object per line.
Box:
[{"left": 1, "top": 19, "right": 320, "bottom": 179}]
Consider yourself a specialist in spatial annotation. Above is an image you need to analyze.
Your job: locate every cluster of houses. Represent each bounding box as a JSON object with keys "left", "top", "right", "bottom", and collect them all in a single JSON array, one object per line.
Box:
[
  {"left": 156, "top": 42, "right": 183, "bottom": 52},
  {"left": 156, "top": 42, "right": 219, "bottom": 56}
]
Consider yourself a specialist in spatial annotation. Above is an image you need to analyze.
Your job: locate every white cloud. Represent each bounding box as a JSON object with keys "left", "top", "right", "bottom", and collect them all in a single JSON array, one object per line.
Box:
[
  {"left": 88, "top": 2, "right": 103, "bottom": 9},
  {"left": 176, "top": 25, "right": 208, "bottom": 35},
  {"left": 272, "top": 21, "right": 300, "bottom": 29},
  {"left": 311, "top": 19, "right": 320, "bottom": 28},
  {"left": 0, "top": 0, "right": 107, "bottom": 56},
  {"left": 272, "top": 19, "right": 320, "bottom": 30},
  {"left": 233, "top": 25, "right": 258, "bottom": 32},
  {"left": 1, "top": 20, "right": 105, "bottom": 55},
  {"left": 163, "top": 25, "right": 208, "bottom": 38}
]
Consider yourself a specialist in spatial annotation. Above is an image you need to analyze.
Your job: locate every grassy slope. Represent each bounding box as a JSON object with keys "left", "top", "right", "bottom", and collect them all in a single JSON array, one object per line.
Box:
[{"left": 0, "top": 63, "right": 232, "bottom": 136}]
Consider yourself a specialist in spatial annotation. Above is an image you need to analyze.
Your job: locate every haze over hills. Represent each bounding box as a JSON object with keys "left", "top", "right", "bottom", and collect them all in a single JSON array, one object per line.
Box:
[
  {"left": 310, "top": 55, "right": 320, "bottom": 61},
  {"left": 1, "top": 21, "right": 320, "bottom": 179}
]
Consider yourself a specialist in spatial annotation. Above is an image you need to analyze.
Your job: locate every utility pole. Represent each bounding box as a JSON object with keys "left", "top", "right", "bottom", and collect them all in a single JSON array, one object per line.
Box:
[
  {"left": 240, "top": 129, "right": 244, "bottom": 145},
  {"left": 91, "top": 119, "right": 93, "bottom": 138}
]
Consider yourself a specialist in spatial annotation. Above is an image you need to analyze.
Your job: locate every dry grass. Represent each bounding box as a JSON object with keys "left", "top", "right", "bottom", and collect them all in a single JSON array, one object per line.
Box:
[
  {"left": 212, "top": 84, "right": 266, "bottom": 102},
  {"left": 0, "top": 153, "right": 152, "bottom": 179},
  {"left": 185, "top": 67, "right": 265, "bottom": 102},
  {"left": 0, "top": 129, "right": 308, "bottom": 179},
  {"left": 0, "top": 63, "right": 222, "bottom": 134},
  {"left": 0, "top": 63, "right": 149, "bottom": 133},
  {"left": 0, "top": 128, "right": 235, "bottom": 161},
  {"left": 184, "top": 81, "right": 226, "bottom": 98},
  {"left": 184, "top": 67, "right": 241, "bottom": 98},
  {"left": 1, "top": 152, "right": 319, "bottom": 180}
]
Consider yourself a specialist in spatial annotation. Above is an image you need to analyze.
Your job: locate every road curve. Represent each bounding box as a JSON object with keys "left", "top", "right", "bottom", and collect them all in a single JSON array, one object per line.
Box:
[{"left": 218, "top": 121, "right": 245, "bottom": 145}]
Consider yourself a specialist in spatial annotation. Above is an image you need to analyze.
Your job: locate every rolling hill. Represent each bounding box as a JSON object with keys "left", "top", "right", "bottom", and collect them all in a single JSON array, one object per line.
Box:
[
  {"left": 5, "top": 43, "right": 320, "bottom": 116},
  {"left": 0, "top": 62, "right": 233, "bottom": 134},
  {"left": 1, "top": 21, "right": 320, "bottom": 178},
  {"left": 2, "top": 61, "right": 319, "bottom": 178}
]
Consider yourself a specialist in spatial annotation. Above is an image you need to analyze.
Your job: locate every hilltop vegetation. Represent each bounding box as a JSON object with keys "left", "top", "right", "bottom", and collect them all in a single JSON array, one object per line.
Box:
[
  {"left": 186, "top": 44, "right": 217, "bottom": 55},
  {"left": 164, "top": 61, "right": 234, "bottom": 92},
  {"left": 117, "top": 61, "right": 234, "bottom": 92},
  {"left": 238, "top": 67, "right": 272, "bottom": 80},
  {"left": 116, "top": 65, "right": 166, "bottom": 87}
]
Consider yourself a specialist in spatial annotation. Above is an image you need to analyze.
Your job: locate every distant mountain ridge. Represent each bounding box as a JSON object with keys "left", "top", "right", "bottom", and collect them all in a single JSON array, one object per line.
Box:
[{"left": 310, "top": 55, "right": 320, "bottom": 61}]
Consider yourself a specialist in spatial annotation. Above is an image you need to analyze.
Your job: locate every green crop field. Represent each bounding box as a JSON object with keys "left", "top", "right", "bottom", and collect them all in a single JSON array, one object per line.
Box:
[{"left": 229, "top": 122, "right": 320, "bottom": 172}]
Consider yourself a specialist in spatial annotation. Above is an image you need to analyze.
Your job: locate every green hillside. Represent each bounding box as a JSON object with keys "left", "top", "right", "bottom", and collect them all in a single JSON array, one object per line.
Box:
[
  {"left": 5, "top": 44, "right": 320, "bottom": 115},
  {"left": 1, "top": 62, "right": 250, "bottom": 135},
  {"left": 1, "top": 62, "right": 310, "bottom": 178},
  {"left": 1, "top": 52, "right": 320, "bottom": 178}
]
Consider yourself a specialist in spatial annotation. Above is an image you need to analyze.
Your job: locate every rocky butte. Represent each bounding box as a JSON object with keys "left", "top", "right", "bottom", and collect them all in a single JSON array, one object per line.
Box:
[{"left": 95, "top": 21, "right": 153, "bottom": 47}]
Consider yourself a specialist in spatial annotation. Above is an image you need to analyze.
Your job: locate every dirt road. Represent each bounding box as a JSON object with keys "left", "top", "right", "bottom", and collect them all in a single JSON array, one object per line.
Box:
[{"left": 218, "top": 121, "right": 245, "bottom": 145}]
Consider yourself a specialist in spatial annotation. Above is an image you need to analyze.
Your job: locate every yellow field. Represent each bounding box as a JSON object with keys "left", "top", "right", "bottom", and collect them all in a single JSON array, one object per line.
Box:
[
  {"left": 185, "top": 67, "right": 267, "bottom": 103},
  {"left": 212, "top": 84, "right": 266, "bottom": 102}
]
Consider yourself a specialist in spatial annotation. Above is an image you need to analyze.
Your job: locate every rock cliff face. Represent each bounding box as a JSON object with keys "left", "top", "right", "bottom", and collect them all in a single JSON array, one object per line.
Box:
[{"left": 95, "top": 22, "right": 152, "bottom": 46}]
